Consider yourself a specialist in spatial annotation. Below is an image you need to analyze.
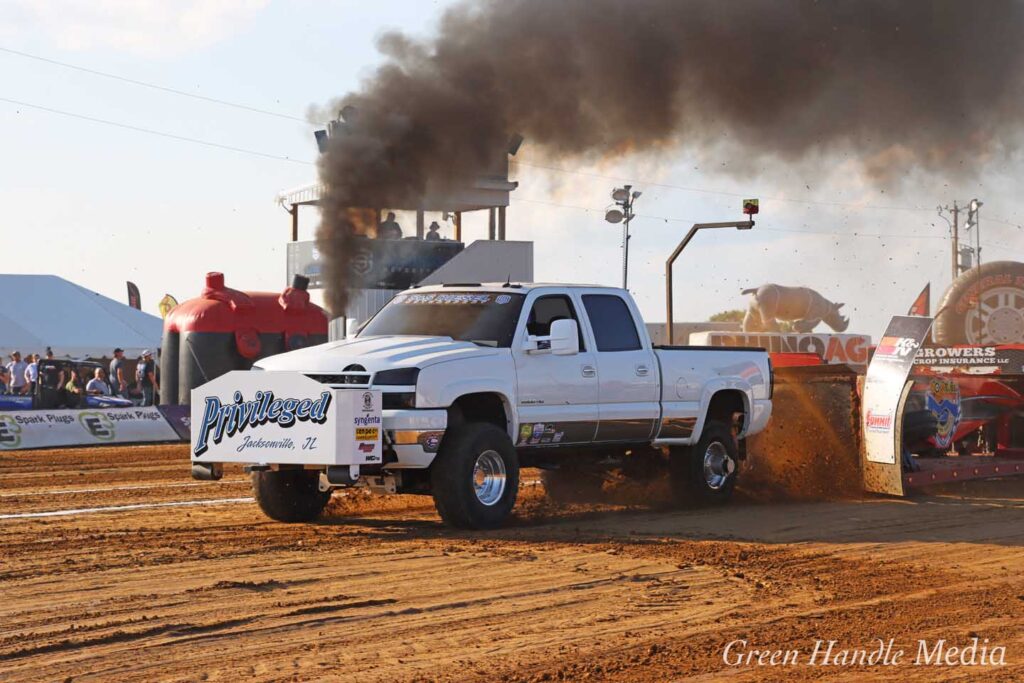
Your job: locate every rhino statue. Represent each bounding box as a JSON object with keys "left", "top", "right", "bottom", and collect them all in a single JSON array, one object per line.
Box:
[{"left": 741, "top": 284, "right": 850, "bottom": 333}]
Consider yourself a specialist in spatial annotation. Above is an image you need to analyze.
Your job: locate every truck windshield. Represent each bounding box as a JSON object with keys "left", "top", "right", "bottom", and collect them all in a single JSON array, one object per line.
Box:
[{"left": 358, "top": 291, "right": 526, "bottom": 348}]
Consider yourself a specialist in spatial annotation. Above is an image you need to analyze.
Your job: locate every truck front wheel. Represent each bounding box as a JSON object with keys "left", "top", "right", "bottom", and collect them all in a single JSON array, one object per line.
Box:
[
  {"left": 252, "top": 469, "right": 331, "bottom": 523},
  {"left": 430, "top": 423, "right": 520, "bottom": 529},
  {"left": 671, "top": 420, "right": 738, "bottom": 505}
]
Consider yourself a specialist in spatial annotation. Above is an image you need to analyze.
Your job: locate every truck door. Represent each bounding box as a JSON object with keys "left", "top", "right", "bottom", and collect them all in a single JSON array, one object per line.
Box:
[
  {"left": 511, "top": 293, "right": 599, "bottom": 445},
  {"left": 580, "top": 292, "right": 659, "bottom": 442}
]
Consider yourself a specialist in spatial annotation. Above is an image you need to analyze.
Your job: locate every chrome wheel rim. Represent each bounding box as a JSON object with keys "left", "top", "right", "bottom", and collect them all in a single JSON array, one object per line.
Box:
[
  {"left": 703, "top": 441, "right": 735, "bottom": 491},
  {"left": 473, "top": 449, "right": 506, "bottom": 506},
  {"left": 965, "top": 286, "right": 1024, "bottom": 344}
]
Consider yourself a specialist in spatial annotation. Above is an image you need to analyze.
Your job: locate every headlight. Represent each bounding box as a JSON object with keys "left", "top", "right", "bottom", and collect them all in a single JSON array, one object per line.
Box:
[{"left": 373, "top": 368, "right": 420, "bottom": 386}]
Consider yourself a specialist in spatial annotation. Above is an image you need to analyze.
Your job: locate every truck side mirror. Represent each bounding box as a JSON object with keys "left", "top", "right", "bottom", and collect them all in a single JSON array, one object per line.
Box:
[{"left": 550, "top": 319, "right": 580, "bottom": 356}]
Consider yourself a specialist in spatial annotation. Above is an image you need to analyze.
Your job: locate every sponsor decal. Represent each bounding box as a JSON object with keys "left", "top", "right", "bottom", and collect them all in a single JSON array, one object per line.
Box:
[
  {"left": 394, "top": 293, "right": 493, "bottom": 305},
  {"left": 914, "top": 346, "right": 1024, "bottom": 372},
  {"left": 0, "top": 414, "right": 23, "bottom": 448},
  {"left": 78, "top": 412, "right": 115, "bottom": 441},
  {"left": 875, "top": 336, "right": 920, "bottom": 360},
  {"left": 358, "top": 442, "right": 376, "bottom": 453},
  {"left": 362, "top": 391, "right": 374, "bottom": 412},
  {"left": 917, "top": 346, "right": 998, "bottom": 361},
  {"left": 926, "top": 379, "right": 961, "bottom": 449},
  {"left": 518, "top": 423, "right": 533, "bottom": 444},
  {"left": 351, "top": 249, "right": 373, "bottom": 276},
  {"left": 419, "top": 431, "right": 443, "bottom": 452},
  {"left": 865, "top": 410, "right": 894, "bottom": 433},
  {"left": 356, "top": 427, "right": 379, "bottom": 441},
  {"left": 194, "top": 390, "right": 332, "bottom": 456},
  {"left": 520, "top": 422, "right": 565, "bottom": 445},
  {"left": 495, "top": 294, "right": 512, "bottom": 304}
]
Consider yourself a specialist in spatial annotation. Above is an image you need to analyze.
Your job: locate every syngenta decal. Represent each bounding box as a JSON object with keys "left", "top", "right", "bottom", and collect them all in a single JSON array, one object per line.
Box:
[{"left": 194, "top": 390, "right": 331, "bottom": 456}]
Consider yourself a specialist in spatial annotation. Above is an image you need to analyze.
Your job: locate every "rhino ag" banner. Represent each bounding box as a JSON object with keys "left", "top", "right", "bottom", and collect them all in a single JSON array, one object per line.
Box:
[{"left": 690, "top": 332, "right": 872, "bottom": 369}]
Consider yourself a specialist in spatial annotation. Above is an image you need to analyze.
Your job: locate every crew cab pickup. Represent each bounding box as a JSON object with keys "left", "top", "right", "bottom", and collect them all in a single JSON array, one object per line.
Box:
[{"left": 190, "top": 283, "right": 772, "bottom": 528}]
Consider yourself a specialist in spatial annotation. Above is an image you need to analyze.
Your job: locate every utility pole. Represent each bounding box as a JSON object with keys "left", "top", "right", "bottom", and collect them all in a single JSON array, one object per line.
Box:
[
  {"left": 939, "top": 201, "right": 960, "bottom": 279},
  {"left": 966, "top": 199, "right": 982, "bottom": 271},
  {"left": 950, "top": 201, "right": 959, "bottom": 279},
  {"left": 605, "top": 186, "right": 642, "bottom": 290}
]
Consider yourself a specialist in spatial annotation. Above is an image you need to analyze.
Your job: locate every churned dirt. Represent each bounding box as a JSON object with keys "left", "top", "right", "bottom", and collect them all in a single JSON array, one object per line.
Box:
[{"left": 1, "top": 444, "right": 1022, "bottom": 682}]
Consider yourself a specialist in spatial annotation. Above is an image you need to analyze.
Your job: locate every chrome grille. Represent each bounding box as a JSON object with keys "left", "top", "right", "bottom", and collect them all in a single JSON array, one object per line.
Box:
[{"left": 305, "top": 373, "right": 371, "bottom": 386}]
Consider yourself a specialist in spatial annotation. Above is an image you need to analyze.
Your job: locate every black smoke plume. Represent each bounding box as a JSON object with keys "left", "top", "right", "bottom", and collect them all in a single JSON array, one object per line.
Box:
[{"left": 317, "top": 0, "right": 1024, "bottom": 315}]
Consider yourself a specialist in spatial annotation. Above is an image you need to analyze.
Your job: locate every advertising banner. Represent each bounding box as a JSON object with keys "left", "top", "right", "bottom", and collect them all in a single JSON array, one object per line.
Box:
[
  {"left": 0, "top": 407, "right": 179, "bottom": 451},
  {"left": 190, "top": 371, "right": 382, "bottom": 466},
  {"left": 157, "top": 404, "right": 192, "bottom": 441},
  {"left": 287, "top": 236, "right": 464, "bottom": 290},
  {"left": 690, "top": 332, "right": 872, "bottom": 370},
  {"left": 862, "top": 316, "right": 934, "bottom": 465},
  {"left": 913, "top": 346, "right": 1024, "bottom": 374}
]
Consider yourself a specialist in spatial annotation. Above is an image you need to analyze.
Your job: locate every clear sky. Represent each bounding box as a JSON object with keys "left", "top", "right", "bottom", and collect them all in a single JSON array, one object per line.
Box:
[{"left": 2, "top": 0, "right": 1022, "bottom": 339}]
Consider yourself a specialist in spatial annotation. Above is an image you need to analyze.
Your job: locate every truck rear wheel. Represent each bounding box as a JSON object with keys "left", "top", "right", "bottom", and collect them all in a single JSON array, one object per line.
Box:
[
  {"left": 671, "top": 420, "right": 738, "bottom": 505},
  {"left": 430, "top": 422, "right": 519, "bottom": 529},
  {"left": 252, "top": 469, "right": 331, "bottom": 523}
]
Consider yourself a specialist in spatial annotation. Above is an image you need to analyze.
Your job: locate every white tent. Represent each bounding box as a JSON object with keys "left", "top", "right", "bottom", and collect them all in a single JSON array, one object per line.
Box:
[{"left": 0, "top": 274, "right": 163, "bottom": 359}]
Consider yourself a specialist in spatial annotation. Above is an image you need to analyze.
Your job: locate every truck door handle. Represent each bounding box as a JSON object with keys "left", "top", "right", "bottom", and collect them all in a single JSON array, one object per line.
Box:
[
  {"left": 581, "top": 365, "right": 597, "bottom": 378},
  {"left": 635, "top": 364, "right": 649, "bottom": 376}
]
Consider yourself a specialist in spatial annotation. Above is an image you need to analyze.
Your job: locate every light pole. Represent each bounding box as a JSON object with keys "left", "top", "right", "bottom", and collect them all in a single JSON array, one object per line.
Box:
[
  {"left": 605, "top": 185, "right": 642, "bottom": 289},
  {"left": 665, "top": 199, "right": 759, "bottom": 345}
]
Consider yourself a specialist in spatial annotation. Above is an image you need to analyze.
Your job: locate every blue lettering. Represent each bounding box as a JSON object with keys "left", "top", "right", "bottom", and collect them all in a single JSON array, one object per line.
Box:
[
  {"left": 194, "top": 397, "right": 222, "bottom": 456},
  {"left": 279, "top": 398, "right": 299, "bottom": 427},
  {"left": 268, "top": 400, "right": 283, "bottom": 420},
  {"left": 311, "top": 392, "right": 331, "bottom": 423},
  {"left": 193, "top": 390, "right": 335, "bottom": 457}
]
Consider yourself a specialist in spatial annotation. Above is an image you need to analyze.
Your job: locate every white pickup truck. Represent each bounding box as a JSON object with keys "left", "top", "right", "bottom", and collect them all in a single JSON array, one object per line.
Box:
[{"left": 190, "top": 283, "right": 772, "bottom": 528}]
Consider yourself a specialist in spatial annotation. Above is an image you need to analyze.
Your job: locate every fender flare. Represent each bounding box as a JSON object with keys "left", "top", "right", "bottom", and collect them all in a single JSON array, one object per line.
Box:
[
  {"left": 693, "top": 378, "right": 753, "bottom": 440},
  {"left": 437, "top": 380, "right": 517, "bottom": 439}
]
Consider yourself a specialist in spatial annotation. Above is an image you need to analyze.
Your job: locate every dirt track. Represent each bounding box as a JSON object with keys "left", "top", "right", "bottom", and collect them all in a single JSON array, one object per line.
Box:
[{"left": 1, "top": 444, "right": 1022, "bottom": 681}]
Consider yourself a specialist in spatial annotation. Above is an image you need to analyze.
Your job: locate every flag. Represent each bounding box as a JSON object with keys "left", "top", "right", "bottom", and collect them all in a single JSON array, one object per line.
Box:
[
  {"left": 158, "top": 294, "right": 179, "bottom": 319},
  {"left": 907, "top": 283, "right": 930, "bottom": 316},
  {"left": 126, "top": 281, "right": 141, "bottom": 310}
]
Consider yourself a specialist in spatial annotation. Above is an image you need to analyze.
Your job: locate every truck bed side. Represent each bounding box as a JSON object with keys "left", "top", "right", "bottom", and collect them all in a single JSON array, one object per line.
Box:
[{"left": 652, "top": 346, "right": 772, "bottom": 444}]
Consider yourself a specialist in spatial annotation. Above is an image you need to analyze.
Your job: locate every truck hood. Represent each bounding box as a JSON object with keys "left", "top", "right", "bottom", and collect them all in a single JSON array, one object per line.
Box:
[{"left": 253, "top": 335, "right": 499, "bottom": 374}]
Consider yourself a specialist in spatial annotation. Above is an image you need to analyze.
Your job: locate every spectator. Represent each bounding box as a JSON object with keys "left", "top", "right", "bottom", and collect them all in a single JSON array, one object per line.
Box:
[
  {"left": 86, "top": 368, "right": 111, "bottom": 396},
  {"left": 426, "top": 221, "right": 442, "bottom": 241},
  {"left": 6, "top": 352, "right": 27, "bottom": 395},
  {"left": 64, "top": 369, "right": 84, "bottom": 408},
  {"left": 377, "top": 211, "right": 403, "bottom": 240},
  {"left": 137, "top": 350, "right": 159, "bottom": 406},
  {"left": 45, "top": 347, "right": 54, "bottom": 360},
  {"left": 109, "top": 348, "right": 128, "bottom": 397},
  {"left": 0, "top": 365, "right": 8, "bottom": 395},
  {"left": 24, "top": 354, "right": 39, "bottom": 395}
]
